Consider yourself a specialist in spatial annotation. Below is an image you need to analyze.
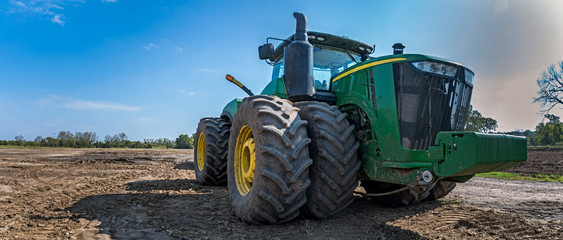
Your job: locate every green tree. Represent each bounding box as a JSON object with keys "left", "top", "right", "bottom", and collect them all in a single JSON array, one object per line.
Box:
[
  {"left": 533, "top": 114, "right": 563, "bottom": 146},
  {"left": 34, "top": 136, "right": 44, "bottom": 144},
  {"left": 45, "top": 137, "right": 59, "bottom": 147},
  {"left": 57, "top": 131, "right": 76, "bottom": 147},
  {"left": 75, "top": 132, "right": 97, "bottom": 148},
  {"left": 14, "top": 135, "right": 24, "bottom": 146},
  {"left": 464, "top": 105, "right": 498, "bottom": 133},
  {"left": 175, "top": 134, "right": 193, "bottom": 149},
  {"left": 545, "top": 114, "right": 560, "bottom": 123}
]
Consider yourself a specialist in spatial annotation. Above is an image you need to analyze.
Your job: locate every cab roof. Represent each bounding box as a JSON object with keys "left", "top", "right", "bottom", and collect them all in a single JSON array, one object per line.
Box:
[{"left": 269, "top": 31, "right": 373, "bottom": 63}]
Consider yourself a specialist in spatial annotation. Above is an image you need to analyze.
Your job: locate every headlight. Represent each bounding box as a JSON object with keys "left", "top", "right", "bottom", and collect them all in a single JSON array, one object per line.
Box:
[{"left": 412, "top": 61, "right": 458, "bottom": 77}]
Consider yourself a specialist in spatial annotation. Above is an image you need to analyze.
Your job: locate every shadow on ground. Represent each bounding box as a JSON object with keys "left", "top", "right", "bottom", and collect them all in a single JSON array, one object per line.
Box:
[
  {"left": 69, "top": 178, "right": 439, "bottom": 239},
  {"left": 173, "top": 161, "right": 194, "bottom": 171}
]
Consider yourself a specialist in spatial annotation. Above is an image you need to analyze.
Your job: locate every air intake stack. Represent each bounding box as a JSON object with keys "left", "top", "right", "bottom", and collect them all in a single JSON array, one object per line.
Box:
[{"left": 283, "top": 12, "right": 315, "bottom": 102}]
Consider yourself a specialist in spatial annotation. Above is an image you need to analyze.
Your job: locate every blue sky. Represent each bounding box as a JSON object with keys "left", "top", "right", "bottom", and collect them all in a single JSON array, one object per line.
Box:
[{"left": 1, "top": 0, "right": 562, "bottom": 141}]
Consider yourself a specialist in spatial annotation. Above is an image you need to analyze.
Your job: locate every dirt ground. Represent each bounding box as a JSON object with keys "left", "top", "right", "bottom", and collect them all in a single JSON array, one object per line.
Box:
[
  {"left": 0, "top": 148, "right": 561, "bottom": 239},
  {"left": 504, "top": 149, "right": 563, "bottom": 176}
]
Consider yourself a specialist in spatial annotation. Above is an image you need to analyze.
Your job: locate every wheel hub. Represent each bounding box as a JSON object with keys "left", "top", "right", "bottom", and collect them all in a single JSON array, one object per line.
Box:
[
  {"left": 197, "top": 132, "right": 205, "bottom": 171},
  {"left": 235, "top": 125, "right": 255, "bottom": 196}
]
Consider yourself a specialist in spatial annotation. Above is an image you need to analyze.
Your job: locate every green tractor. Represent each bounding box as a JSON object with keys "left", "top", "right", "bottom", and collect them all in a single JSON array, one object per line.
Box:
[{"left": 194, "top": 12, "right": 527, "bottom": 224}]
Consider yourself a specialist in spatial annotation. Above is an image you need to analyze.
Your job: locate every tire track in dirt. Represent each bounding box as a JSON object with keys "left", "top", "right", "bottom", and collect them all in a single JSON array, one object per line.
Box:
[
  {"left": 29, "top": 167, "right": 78, "bottom": 184},
  {"left": 445, "top": 177, "right": 563, "bottom": 221},
  {"left": 390, "top": 204, "right": 560, "bottom": 239}
]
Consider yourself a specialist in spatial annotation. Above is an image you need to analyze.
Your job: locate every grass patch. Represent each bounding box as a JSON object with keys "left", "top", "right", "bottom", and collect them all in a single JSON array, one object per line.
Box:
[{"left": 476, "top": 172, "right": 563, "bottom": 183}]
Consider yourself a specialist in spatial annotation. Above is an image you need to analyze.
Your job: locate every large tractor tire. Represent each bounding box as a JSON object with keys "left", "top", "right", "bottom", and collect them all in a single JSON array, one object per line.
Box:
[
  {"left": 194, "top": 117, "right": 230, "bottom": 185},
  {"left": 227, "top": 95, "right": 312, "bottom": 224},
  {"left": 426, "top": 180, "right": 456, "bottom": 201},
  {"left": 295, "top": 101, "right": 360, "bottom": 219},
  {"left": 361, "top": 181, "right": 432, "bottom": 207}
]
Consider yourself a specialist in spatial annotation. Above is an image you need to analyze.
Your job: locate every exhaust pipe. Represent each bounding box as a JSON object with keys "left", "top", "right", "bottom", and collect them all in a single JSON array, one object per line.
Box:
[{"left": 283, "top": 12, "right": 315, "bottom": 102}]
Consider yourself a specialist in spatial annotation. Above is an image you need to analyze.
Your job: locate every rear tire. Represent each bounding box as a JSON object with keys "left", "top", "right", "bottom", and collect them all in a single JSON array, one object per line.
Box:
[
  {"left": 295, "top": 101, "right": 360, "bottom": 219},
  {"left": 194, "top": 117, "right": 230, "bottom": 185},
  {"left": 227, "top": 95, "right": 312, "bottom": 224}
]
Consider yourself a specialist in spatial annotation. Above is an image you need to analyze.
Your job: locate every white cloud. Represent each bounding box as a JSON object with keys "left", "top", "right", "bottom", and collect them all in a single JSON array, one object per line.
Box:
[
  {"left": 175, "top": 46, "right": 183, "bottom": 54},
  {"left": 35, "top": 95, "right": 141, "bottom": 111},
  {"left": 179, "top": 90, "right": 196, "bottom": 96},
  {"left": 50, "top": 14, "right": 64, "bottom": 26},
  {"left": 8, "top": 0, "right": 84, "bottom": 15},
  {"left": 144, "top": 42, "right": 159, "bottom": 51},
  {"left": 101, "top": 0, "right": 117, "bottom": 3},
  {"left": 64, "top": 100, "right": 140, "bottom": 111},
  {"left": 7, "top": 0, "right": 100, "bottom": 25},
  {"left": 12, "top": 1, "right": 26, "bottom": 7}
]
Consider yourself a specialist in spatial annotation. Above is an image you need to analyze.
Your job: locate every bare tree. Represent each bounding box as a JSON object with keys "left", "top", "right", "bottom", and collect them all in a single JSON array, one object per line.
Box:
[
  {"left": 118, "top": 132, "right": 127, "bottom": 141},
  {"left": 534, "top": 61, "right": 563, "bottom": 113}
]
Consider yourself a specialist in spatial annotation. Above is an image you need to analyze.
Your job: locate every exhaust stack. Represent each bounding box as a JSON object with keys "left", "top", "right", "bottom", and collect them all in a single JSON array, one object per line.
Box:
[
  {"left": 283, "top": 12, "right": 315, "bottom": 102},
  {"left": 393, "top": 43, "right": 405, "bottom": 55}
]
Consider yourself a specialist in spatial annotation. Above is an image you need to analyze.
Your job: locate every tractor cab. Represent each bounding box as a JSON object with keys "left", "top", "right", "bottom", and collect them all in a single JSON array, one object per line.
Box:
[{"left": 260, "top": 32, "right": 373, "bottom": 99}]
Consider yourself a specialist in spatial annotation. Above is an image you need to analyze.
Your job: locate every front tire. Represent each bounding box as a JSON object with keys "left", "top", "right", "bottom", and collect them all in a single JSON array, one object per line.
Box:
[
  {"left": 361, "top": 181, "right": 432, "bottom": 207},
  {"left": 295, "top": 101, "right": 360, "bottom": 219},
  {"left": 227, "top": 95, "right": 312, "bottom": 224},
  {"left": 194, "top": 117, "right": 230, "bottom": 185},
  {"left": 426, "top": 180, "right": 456, "bottom": 200}
]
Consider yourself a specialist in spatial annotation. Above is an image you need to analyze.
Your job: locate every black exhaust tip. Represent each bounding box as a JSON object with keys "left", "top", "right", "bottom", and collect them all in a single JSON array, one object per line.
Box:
[
  {"left": 293, "top": 12, "right": 307, "bottom": 41},
  {"left": 393, "top": 43, "right": 405, "bottom": 55}
]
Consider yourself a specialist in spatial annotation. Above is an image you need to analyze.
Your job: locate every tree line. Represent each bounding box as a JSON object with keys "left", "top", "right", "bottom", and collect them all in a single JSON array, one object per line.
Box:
[
  {"left": 0, "top": 131, "right": 195, "bottom": 149},
  {"left": 466, "top": 107, "right": 562, "bottom": 146}
]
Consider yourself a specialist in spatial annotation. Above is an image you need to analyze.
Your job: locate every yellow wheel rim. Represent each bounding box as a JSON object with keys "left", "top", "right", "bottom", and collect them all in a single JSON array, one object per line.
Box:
[
  {"left": 197, "top": 132, "right": 205, "bottom": 171},
  {"left": 234, "top": 125, "right": 255, "bottom": 196}
]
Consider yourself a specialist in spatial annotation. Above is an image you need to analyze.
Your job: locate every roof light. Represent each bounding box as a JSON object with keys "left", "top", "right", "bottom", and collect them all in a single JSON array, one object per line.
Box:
[
  {"left": 316, "top": 36, "right": 325, "bottom": 41},
  {"left": 412, "top": 61, "right": 458, "bottom": 77}
]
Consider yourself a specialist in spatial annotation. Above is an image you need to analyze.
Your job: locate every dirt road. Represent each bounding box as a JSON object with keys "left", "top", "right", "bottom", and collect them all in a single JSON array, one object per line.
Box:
[{"left": 0, "top": 148, "right": 561, "bottom": 239}]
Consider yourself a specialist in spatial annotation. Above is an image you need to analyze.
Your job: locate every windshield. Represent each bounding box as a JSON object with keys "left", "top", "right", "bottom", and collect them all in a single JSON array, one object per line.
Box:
[{"left": 273, "top": 44, "right": 361, "bottom": 91}]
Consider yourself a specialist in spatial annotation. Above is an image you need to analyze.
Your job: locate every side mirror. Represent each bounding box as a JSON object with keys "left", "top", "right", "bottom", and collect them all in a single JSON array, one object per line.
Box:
[{"left": 258, "top": 43, "right": 274, "bottom": 60}]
